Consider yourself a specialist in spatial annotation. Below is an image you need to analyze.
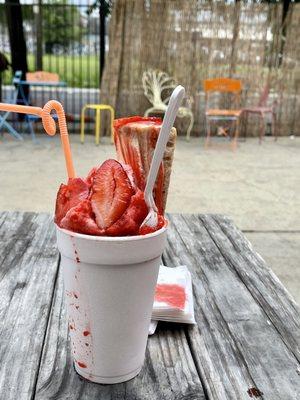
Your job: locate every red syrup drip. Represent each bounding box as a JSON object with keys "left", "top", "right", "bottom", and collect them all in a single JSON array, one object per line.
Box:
[
  {"left": 74, "top": 249, "right": 80, "bottom": 263},
  {"left": 83, "top": 330, "right": 90, "bottom": 336},
  {"left": 155, "top": 284, "right": 186, "bottom": 310},
  {"left": 77, "top": 361, "right": 87, "bottom": 368}
]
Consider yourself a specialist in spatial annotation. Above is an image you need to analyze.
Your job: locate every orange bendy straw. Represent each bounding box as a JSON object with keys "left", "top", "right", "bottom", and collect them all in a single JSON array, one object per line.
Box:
[{"left": 0, "top": 100, "right": 75, "bottom": 178}]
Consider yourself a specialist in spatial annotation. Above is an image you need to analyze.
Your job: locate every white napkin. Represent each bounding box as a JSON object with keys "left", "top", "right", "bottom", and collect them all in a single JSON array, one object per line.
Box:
[{"left": 148, "top": 265, "right": 196, "bottom": 335}]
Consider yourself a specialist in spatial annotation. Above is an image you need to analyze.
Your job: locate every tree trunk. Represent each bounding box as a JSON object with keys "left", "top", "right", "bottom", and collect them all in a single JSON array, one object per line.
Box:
[
  {"left": 5, "top": 0, "right": 29, "bottom": 104},
  {"left": 99, "top": 0, "right": 106, "bottom": 84}
]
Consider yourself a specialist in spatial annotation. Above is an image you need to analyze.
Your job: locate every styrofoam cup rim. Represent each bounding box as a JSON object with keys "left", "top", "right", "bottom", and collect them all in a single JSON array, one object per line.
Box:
[{"left": 55, "top": 220, "right": 168, "bottom": 242}]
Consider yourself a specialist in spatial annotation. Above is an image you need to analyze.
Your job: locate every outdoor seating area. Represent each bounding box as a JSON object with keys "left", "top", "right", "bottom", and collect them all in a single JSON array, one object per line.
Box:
[
  {"left": 0, "top": 1, "right": 299, "bottom": 399},
  {"left": 0, "top": 70, "right": 279, "bottom": 149}
]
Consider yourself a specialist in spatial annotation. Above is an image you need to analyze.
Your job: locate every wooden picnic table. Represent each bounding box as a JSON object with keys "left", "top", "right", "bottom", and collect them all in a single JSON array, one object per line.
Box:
[{"left": 1, "top": 211, "right": 300, "bottom": 399}]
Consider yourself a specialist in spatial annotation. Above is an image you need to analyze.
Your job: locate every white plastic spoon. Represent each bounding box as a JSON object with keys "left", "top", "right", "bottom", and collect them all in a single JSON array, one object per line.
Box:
[{"left": 140, "top": 85, "right": 185, "bottom": 231}]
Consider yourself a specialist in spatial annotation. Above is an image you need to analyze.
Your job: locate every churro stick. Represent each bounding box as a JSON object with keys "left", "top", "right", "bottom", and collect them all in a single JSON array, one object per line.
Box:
[{"left": 114, "top": 117, "right": 177, "bottom": 213}]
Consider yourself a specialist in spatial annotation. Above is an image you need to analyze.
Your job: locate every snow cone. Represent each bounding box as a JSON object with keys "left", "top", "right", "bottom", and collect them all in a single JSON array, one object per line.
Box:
[{"left": 55, "top": 158, "right": 168, "bottom": 383}]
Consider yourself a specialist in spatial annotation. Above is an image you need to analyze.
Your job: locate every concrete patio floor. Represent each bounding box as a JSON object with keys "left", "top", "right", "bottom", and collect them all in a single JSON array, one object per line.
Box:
[{"left": 1, "top": 134, "right": 299, "bottom": 303}]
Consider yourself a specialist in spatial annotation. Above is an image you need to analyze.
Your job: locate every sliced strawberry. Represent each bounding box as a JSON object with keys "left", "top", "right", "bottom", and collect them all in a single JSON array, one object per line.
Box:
[
  {"left": 91, "top": 160, "right": 134, "bottom": 229},
  {"left": 139, "top": 214, "right": 166, "bottom": 235},
  {"left": 86, "top": 166, "right": 98, "bottom": 188},
  {"left": 106, "top": 190, "right": 148, "bottom": 236},
  {"left": 60, "top": 200, "right": 104, "bottom": 236},
  {"left": 55, "top": 178, "right": 89, "bottom": 226}
]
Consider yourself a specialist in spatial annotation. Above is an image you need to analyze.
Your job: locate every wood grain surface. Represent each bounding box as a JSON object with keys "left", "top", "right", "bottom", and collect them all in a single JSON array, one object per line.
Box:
[
  {"left": 0, "top": 212, "right": 59, "bottom": 400},
  {"left": 1, "top": 212, "right": 300, "bottom": 400},
  {"left": 163, "top": 214, "right": 300, "bottom": 400}
]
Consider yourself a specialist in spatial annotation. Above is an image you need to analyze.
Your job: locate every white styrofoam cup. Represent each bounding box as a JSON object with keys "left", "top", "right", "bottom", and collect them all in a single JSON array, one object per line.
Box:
[{"left": 56, "top": 224, "right": 167, "bottom": 384}]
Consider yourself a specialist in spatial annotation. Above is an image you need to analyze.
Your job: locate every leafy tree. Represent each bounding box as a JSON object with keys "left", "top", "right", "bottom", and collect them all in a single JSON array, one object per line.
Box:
[{"left": 43, "top": 0, "right": 83, "bottom": 54}]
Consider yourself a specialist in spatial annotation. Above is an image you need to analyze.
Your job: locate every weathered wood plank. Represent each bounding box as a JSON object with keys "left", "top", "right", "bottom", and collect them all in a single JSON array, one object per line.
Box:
[
  {"left": 0, "top": 212, "right": 59, "bottom": 400},
  {"left": 34, "top": 261, "right": 204, "bottom": 399},
  {"left": 210, "top": 214, "right": 300, "bottom": 359},
  {"left": 163, "top": 214, "right": 300, "bottom": 400}
]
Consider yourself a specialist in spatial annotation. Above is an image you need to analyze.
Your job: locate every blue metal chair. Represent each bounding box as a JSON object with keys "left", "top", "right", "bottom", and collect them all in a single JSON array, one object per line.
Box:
[
  {"left": 13, "top": 70, "right": 37, "bottom": 141},
  {"left": 0, "top": 70, "right": 38, "bottom": 140},
  {"left": 0, "top": 71, "right": 24, "bottom": 140}
]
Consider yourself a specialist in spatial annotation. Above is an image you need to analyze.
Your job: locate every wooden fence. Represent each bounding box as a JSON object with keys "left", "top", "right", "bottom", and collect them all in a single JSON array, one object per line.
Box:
[{"left": 101, "top": 0, "right": 299, "bottom": 137}]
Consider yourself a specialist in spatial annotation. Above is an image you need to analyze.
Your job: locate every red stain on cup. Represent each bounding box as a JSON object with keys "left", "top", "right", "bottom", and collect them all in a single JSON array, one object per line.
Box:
[
  {"left": 155, "top": 284, "right": 186, "bottom": 309},
  {"left": 77, "top": 361, "right": 87, "bottom": 368},
  {"left": 70, "top": 238, "right": 81, "bottom": 263},
  {"left": 83, "top": 330, "right": 90, "bottom": 336}
]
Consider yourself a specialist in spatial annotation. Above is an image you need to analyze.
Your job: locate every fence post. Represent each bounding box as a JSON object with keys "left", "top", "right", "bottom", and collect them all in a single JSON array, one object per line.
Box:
[
  {"left": 35, "top": 0, "right": 43, "bottom": 71},
  {"left": 4, "top": 0, "right": 29, "bottom": 105}
]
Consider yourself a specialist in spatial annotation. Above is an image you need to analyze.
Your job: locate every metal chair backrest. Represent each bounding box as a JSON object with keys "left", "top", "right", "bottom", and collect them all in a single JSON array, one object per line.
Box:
[
  {"left": 26, "top": 71, "right": 59, "bottom": 83},
  {"left": 204, "top": 78, "right": 242, "bottom": 93},
  {"left": 142, "top": 69, "right": 176, "bottom": 107},
  {"left": 9, "top": 70, "right": 23, "bottom": 103},
  {"left": 203, "top": 78, "right": 242, "bottom": 109},
  {"left": 13, "top": 70, "right": 23, "bottom": 85},
  {"left": 257, "top": 84, "right": 270, "bottom": 107}
]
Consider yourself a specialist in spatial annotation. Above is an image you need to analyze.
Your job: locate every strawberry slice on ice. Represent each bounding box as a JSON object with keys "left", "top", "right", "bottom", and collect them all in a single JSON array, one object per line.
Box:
[
  {"left": 91, "top": 160, "right": 134, "bottom": 229},
  {"left": 139, "top": 214, "right": 166, "bottom": 235},
  {"left": 60, "top": 200, "right": 103, "bottom": 236},
  {"left": 85, "top": 166, "right": 97, "bottom": 188},
  {"left": 55, "top": 178, "right": 89, "bottom": 226},
  {"left": 106, "top": 190, "right": 148, "bottom": 236}
]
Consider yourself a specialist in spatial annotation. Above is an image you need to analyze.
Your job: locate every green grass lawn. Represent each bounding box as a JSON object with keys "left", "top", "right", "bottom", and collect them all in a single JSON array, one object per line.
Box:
[{"left": 2, "top": 54, "right": 99, "bottom": 88}]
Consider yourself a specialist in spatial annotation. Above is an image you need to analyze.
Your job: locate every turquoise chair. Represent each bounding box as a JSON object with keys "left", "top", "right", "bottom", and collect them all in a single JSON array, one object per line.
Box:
[
  {"left": 0, "top": 71, "right": 24, "bottom": 140},
  {"left": 0, "top": 71, "right": 37, "bottom": 141}
]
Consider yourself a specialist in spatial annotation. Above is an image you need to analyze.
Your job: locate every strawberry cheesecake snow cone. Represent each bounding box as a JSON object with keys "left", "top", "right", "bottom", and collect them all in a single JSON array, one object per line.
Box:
[{"left": 55, "top": 128, "right": 172, "bottom": 383}]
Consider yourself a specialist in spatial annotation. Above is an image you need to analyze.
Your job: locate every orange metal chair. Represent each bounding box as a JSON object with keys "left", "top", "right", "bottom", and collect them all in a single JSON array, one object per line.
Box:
[
  {"left": 204, "top": 78, "right": 243, "bottom": 150},
  {"left": 26, "top": 71, "right": 60, "bottom": 83}
]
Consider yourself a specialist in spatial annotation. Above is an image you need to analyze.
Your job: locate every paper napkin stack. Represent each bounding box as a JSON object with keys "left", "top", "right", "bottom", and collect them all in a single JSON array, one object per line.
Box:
[{"left": 149, "top": 265, "right": 195, "bottom": 335}]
